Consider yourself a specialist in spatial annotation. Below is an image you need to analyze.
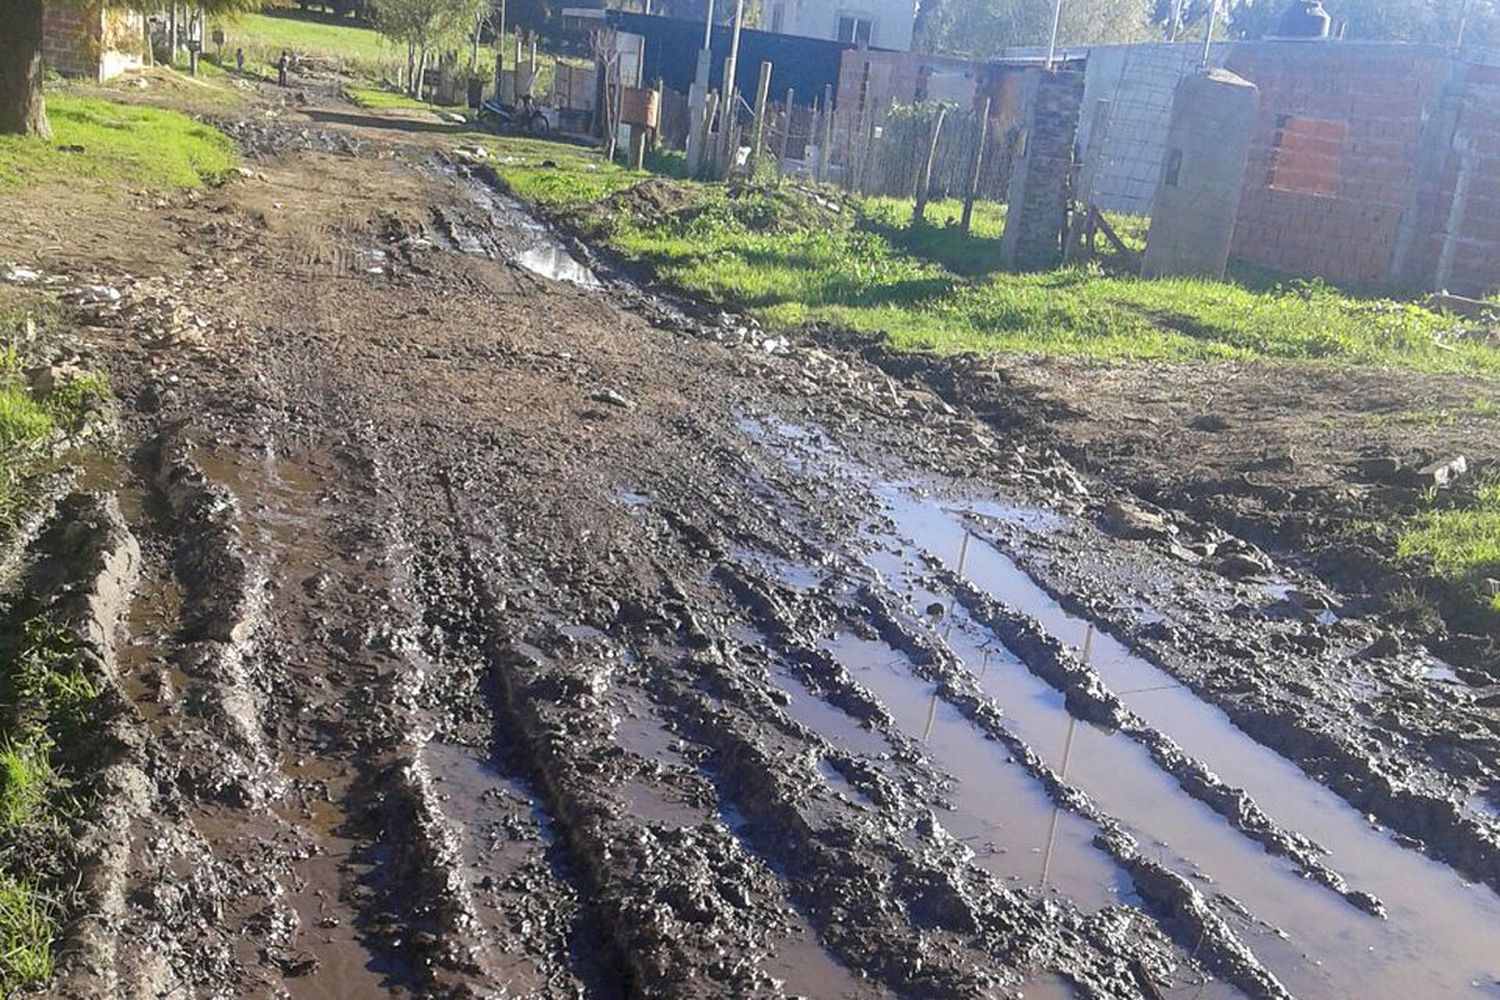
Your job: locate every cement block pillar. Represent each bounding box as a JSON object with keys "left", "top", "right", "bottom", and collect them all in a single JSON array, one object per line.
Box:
[
  {"left": 1141, "top": 69, "right": 1259, "bottom": 280},
  {"left": 1000, "top": 69, "right": 1085, "bottom": 271}
]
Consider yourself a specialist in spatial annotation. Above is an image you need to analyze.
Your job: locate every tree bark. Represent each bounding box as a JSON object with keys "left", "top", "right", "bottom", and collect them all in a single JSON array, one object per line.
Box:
[{"left": 0, "top": 0, "right": 50, "bottom": 138}]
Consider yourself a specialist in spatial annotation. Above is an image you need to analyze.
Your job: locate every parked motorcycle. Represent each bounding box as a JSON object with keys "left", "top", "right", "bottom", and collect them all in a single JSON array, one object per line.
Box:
[{"left": 478, "top": 96, "right": 550, "bottom": 137}]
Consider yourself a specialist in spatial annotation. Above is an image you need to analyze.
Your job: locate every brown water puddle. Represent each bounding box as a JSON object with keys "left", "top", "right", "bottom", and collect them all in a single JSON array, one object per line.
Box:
[{"left": 826, "top": 633, "right": 1133, "bottom": 912}]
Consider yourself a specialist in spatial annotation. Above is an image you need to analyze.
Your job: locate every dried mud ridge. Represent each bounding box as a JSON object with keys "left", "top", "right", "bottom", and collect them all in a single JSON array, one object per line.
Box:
[{"left": 8, "top": 110, "right": 1497, "bottom": 999}]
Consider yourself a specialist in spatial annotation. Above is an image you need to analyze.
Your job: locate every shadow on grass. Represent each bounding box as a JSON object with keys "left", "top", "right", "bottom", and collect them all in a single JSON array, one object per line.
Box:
[{"left": 858, "top": 215, "right": 1007, "bottom": 278}]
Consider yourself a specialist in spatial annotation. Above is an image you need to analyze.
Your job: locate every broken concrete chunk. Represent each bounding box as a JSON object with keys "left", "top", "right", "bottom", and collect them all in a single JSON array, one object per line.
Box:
[{"left": 1414, "top": 455, "right": 1467, "bottom": 488}]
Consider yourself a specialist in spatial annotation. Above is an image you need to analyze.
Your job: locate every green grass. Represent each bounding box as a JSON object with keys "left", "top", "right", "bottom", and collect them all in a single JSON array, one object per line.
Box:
[
  {"left": 0, "top": 875, "right": 54, "bottom": 993},
  {"left": 345, "top": 85, "right": 446, "bottom": 111},
  {"left": 0, "top": 740, "right": 51, "bottom": 832},
  {"left": 212, "top": 10, "right": 399, "bottom": 80},
  {"left": 213, "top": 11, "right": 582, "bottom": 95},
  {"left": 1398, "top": 483, "right": 1500, "bottom": 612},
  {"left": 472, "top": 133, "right": 1500, "bottom": 374},
  {"left": 0, "top": 96, "right": 237, "bottom": 191},
  {"left": 0, "top": 386, "right": 53, "bottom": 454},
  {"left": 0, "top": 617, "right": 101, "bottom": 996}
]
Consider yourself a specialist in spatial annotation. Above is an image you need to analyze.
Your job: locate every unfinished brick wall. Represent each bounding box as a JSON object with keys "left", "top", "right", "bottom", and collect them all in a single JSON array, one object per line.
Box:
[
  {"left": 42, "top": 3, "right": 101, "bottom": 79},
  {"left": 1225, "top": 43, "right": 1450, "bottom": 289}
]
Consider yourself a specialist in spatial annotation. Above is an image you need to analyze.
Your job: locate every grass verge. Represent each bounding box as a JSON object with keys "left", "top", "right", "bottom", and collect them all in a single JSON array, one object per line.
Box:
[
  {"left": 481, "top": 139, "right": 1500, "bottom": 375},
  {"left": 0, "top": 95, "right": 237, "bottom": 191}
]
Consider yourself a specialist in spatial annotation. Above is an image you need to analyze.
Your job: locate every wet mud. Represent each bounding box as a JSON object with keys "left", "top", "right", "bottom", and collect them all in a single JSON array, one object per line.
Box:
[{"left": 12, "top": 97, "right": 1498, "bottom": 999}]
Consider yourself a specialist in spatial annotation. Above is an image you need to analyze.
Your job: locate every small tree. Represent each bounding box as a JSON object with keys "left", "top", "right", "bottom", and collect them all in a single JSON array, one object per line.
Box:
[
  {"left": 1, "top": 0, "right": 261, "bottom": 137},
  {"left": 375, "top": 0, "right": 486, "bottom": 100}
]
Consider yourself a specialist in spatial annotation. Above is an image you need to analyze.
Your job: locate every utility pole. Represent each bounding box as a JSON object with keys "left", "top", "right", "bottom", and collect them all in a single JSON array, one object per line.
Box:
[
  {"left": 718, "top": 0, "right": 746, "bottom": 176},
  {"left": 1045, "top": 0, "right": 1064, "bottom": 68},
  {"left": 1201, "top": 0, "right": 1218, "bottom": 67},
  {"left": 685, "top": 0, "right": 715, "bottom": 175},
  {"left": 1167, "top": 0, "right": 1184, "bottom": 41}
]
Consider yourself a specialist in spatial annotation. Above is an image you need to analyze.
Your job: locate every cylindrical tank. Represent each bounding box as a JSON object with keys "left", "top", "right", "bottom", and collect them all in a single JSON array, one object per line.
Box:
[{"left": 1273, "top": 0, "right": 1332, "bottom": 39}]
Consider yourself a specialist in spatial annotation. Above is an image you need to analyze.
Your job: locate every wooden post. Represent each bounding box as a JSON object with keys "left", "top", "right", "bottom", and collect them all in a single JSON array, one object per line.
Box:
[
  {"left": 749, "top": 60, "right": 773, "bottom": 172},
  {"left": 493, "top": 0, "right": 506, "bottom": 99},
  {"left": 777, "top": 87, "right": 794, "bottom": 175},
  {"left": 961, "top": 98, "right": 991, "bottom": 233},
  {"left": 510, "top": 29, "right": 522, "bottom": 101},
  {"left": 629, "top": 126, "right": 647, "bottom": 170},
  {"left": 912, "top": 105, "right": 947, "bottom": 227},
  {"left": 817, "top": 84, "right": 834, "bottom": 183},
  {"left": 699, "top": 89, "right": 720, "bottom": 179}
]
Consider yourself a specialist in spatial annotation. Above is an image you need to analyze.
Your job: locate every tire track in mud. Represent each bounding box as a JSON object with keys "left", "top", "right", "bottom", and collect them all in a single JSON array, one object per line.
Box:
[
  {"left": 725, "top": 407, "right": 1500, "bottom": 1000},
  {"left": 60, "top": 129, "right": 1500, "bottom": 998}
]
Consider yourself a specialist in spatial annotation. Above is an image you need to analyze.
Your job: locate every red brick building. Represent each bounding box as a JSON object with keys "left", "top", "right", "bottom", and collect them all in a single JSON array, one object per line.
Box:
[{"left": 42, "top": 3, "right": 147, "bottom": 82}]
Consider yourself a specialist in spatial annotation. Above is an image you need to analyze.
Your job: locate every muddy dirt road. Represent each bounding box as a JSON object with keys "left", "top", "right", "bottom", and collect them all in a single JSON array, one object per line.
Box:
[{"left": 6, "top": 91, "right": 1498, "bottom": 999}]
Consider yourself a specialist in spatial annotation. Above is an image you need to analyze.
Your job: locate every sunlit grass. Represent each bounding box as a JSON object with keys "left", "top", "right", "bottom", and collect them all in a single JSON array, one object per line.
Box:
[
  {"left": 0, "top": 876, "right": 54, "bottom": 993},
  {"left": 0, "top": 96, "right": 237, "bottom": 191},
  {"left": 1399, "top": 483, "right": 1500, "bottom": 611}
]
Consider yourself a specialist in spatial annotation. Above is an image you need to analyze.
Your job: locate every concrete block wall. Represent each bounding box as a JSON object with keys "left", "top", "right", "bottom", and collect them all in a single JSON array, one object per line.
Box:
[
  {"left": 1396, "top": 62, "right": 1500, "bottom": 296},
  {"left": 1225, "top": 43, "right": 1449, "bottom": 288}
]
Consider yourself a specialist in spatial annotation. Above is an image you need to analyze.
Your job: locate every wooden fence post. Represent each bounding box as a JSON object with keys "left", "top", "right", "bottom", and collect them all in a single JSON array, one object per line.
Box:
[
  {"left": 699, "top": 89, "right": 719, "bottom": 179},
  {"left": 749, "top": 60, "right": 773, "bottom": 172},
  {"left": 961, "top": 98, "right": 992, "bottom": 233},
  {"left": 777, "top": 87, "right": 794, "bottom": 176},
  {"left": 912, "top": 105, "right": 948, "bottom": 227},
  {"left": 818, "top": 84, "right": 834, "bottom": 183}
]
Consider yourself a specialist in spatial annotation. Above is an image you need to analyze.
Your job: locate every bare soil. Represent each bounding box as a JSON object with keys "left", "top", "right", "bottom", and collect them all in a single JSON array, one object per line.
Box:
[{"left": 2, "top": 78, "right": 1497, "bottom": 1000}]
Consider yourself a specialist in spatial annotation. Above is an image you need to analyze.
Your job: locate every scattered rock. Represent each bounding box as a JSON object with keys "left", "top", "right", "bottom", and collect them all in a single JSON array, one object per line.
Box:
[
  {"left": 590, "top": 388, "right": 634, "bottom": 410},
  {"left": 1102, "top": 499, "right": 1176, "bottom": 541}
]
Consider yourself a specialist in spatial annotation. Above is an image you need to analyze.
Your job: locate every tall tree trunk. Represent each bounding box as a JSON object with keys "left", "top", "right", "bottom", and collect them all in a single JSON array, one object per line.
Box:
[
  {"left": 414, "top": 46, "right": 428, "bottom": 102},
  {"left": 406, "top": 40, "right": 416, "bottom": 95},
  {"left": 0, "top": 0, "right": 50, "bottom": 137}
]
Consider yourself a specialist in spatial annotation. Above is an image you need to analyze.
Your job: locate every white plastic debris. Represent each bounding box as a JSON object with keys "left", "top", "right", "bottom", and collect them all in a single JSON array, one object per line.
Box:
[
  {"left": 76, "top": 284, "right": 122, "bottom": 303},
  {"left": 2, "top": 265, "right": 41, "bottom": 284}
]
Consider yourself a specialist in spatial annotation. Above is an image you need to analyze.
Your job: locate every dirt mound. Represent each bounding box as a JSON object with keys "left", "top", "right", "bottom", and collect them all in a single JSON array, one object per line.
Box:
[{"left": 608, "top": 177, "right": 702, "bottom": 221}]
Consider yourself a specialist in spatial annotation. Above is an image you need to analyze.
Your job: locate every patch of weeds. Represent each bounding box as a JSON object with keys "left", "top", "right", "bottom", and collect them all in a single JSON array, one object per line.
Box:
[
  {"left": 0, "top": 875, "right": 55, "bottom": 993},
  {"left": 0, "top": 617, "right": 99, "bottom": 995},
  {"left": 0, "top": 739, "right": 52, "bottom": 831},
  {"left": 1383, "top": 585, "right": 1448, "bottom": 633},
  {"left": 0, "top": 387, "right": 53, "bottom": 454},
  {"left": 43, "top": 372, "right": 111, "bottom": 432},
  {"left": 1398, "top": 482, "right": 1500, "bottom": 612},
  {"left": 345, "top": 85, "right": 450, "bottom": 111}
]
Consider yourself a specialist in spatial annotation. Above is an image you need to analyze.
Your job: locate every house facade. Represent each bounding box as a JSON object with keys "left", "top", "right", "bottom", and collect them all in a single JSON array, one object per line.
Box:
[
  {"left": 42, "top": 3, "right": 147, "bottom": 82},
  {"left": 764, "top": 0, "right": 918, "bottom": 51}
]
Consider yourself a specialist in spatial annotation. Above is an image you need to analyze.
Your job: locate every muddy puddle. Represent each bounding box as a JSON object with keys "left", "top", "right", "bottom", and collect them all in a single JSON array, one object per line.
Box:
[
  {"left": 825, "top": 633, "right": 1133, "bottom": 911},
  {"left": 739, "top": 411, "right": 1500, "bottom": 1000},
  {"left": 764, "top": 918, "right": 891, "bottom": 1000},
  {"left": 450, "top": 168, "right": 600, "bottom": 286}
]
